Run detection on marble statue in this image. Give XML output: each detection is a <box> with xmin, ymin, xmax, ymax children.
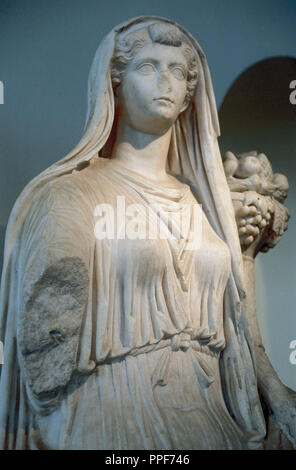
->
<box><xmin>0</xmin><ymin>16</ymin><xmax>294</xmax><ymax>450</ymax></box>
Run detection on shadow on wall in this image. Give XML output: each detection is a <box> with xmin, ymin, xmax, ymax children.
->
<box><xmin>218</xmin><ymin>57</ymin><xmax>296</xmax><ymax>390</ymax></box>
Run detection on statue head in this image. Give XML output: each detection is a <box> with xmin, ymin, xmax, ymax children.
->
<box><xmin>110</xmin><ymin>22</ymin><xmax>199</xmax><ymax>135</ymax></box>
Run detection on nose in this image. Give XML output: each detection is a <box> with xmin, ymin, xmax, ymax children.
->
<box><xmin>157</xmin><ymin>69</ymin><xmax>172</xmax><ymax>93</ymax></box>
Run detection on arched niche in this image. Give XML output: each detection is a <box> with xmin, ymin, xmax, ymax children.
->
<box><xmin>218</xmin><ymin>57</ymin><xmax>296</xmax><ymax>390</ymax></box>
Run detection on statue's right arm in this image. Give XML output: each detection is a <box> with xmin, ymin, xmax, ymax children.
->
<box><xmin>16</xmin><ymin>178</ymin><xmax>93</xmax><ymax>410</ymax></box>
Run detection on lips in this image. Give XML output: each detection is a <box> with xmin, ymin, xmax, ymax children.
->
<box><xmin>154</xmin><ymin>96</ymin><xmax>174</xmax><ymax>104</ymax></box>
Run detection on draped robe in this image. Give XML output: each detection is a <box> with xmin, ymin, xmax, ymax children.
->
<box><xmin>13</xmin><ymin>158</ymin><xmax>251</xmax><ymax>449</ymax></box>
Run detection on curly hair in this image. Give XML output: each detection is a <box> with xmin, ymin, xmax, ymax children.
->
<box><xmin>111</xmin><ymin>22</ymin><xmax>199</xmax><ymax>109</ymax></box>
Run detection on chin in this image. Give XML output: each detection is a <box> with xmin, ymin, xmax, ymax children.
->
<box><xmin>145</xmin><ymin>112</ymin><xmax>176</xmax><ymax>134</ymax></box>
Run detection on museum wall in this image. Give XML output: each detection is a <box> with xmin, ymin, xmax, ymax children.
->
<box><xmin>218</xmin><ymin>57</ymin><xmax>296</xmax><ymax>390</ymax></box>
<box><xmin>0</xmin><ymin>0</ymin><xmax>295</xmax><ymax>388</ymax></box>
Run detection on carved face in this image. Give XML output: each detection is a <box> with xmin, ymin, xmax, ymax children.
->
<box><xmin>115</xmin><ymin>42</ymin><xmax>188</xmax><ymax>135</ymax></box>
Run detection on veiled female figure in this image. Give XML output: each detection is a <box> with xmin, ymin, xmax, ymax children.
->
<box><xmin>0</xmin><ymin>16</ymin><xmax>266</xmax><ymax>450</ymax></box>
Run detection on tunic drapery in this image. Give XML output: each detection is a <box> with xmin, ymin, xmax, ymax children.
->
<box><xmin>21</xmin><ymin>158</ymin><xmax>246</xmax><ymax>449</ymax></box>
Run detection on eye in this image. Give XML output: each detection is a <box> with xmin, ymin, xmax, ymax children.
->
<box><xmin>171</xmin><ymin>66</ymin><xmax>186</xmax><ymax>80</ymax></box>
<box><xmin>137</xmin><ymin>63</ymin><xmax>156</xmax><ymax>74</ymax></box>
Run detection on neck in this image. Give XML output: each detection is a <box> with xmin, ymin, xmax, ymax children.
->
<box><xmin>111</xmin><ymin>121</ymin><xmax>172</xmax><ymax>181</ymax></box>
